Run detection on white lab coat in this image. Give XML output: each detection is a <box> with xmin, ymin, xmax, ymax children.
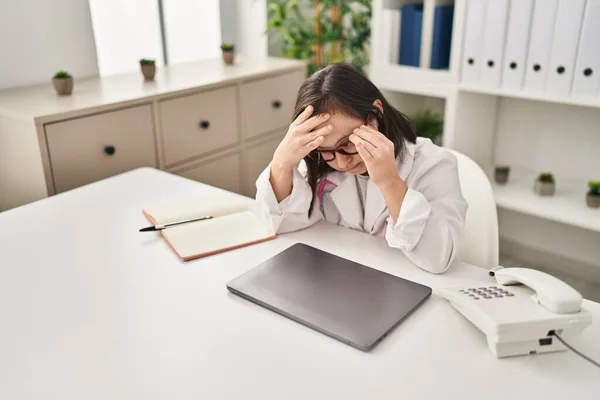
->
<box><xmin>253</xmin><ymin>138</ymin><xmax>468</xmax><ymax>274</ymax></box>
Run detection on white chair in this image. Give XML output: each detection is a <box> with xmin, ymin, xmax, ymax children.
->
<box><xmin>447</xmin><ymin>149</ymin><xmax>499</xmax><ymax>269</ymax></box>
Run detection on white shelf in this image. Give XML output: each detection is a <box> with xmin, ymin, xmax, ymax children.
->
<box><xmin>460</xmin><ymin>84</ymin><xmax>600</xmax><ymax>109</ymax></box>
<box><xmin>369</xmin><ymin>64</ymin><xmax>457</xmax><ymax>98</ymax></box>
<box><xmin>489</xmin><ymin>168</ymin><xmax>600</xmax><ymax>233</ymax></box>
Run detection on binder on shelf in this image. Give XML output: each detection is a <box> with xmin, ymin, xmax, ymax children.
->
<box><xmin>382</xmin><ymin>8</ymin><xmax>401</xmax><ymax>65</ymax></box>
<box><xmin>460</xmin><ymin>0</ymin><xmax>487</xmax><ymax>84</ymax></box>
<box><xmin>501</xmin><ymin>0</ymin><xmax>534</xmax><ymax>90</ymax></box>
<box><xmin>430</xmin><ymin>5</ymin><xmax>454</xmax><ymax>70</ymax></box>
<box><xmin>480</xmin><ymin>0</ymin><xmax>509</xmax><ymax>88</ymax></box>
<box><xmin>398</xmin><ymin>4</ymin><xmax>423</xmax><ymax>67</ymax></box>
<box><xmin>546</xmin><ymin>0</ymin><xmax>586</xmax><ymax>97</ymax></box>
<box><xmin>523</xmin><ymin>0</ymin><xmax>559</xmax><ymax>92</ymax></box>
<box><xmin>571</xmin><ymin>0</ymin><xmax>600</xmax><ymax>98</ymax></box>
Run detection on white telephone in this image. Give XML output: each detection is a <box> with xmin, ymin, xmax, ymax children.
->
<box><xmin>439</xmin><ymin>267</ymin><xmax>593</xmax><ymax>358</ymax></box>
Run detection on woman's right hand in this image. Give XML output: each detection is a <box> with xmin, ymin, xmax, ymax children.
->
<box><xmin>271</xmin><ymin>105</ymin><xmax>332</xmax><ymax>170</ymax></box>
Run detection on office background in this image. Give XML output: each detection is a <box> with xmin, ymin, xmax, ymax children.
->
<box><xmin>0</xmin><ymin>0</ymin><xmax>598</xmax><ymax>299</ymax></box>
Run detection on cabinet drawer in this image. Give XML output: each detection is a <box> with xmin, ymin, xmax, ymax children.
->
<box><xmin>159</xmin><ymin>85</ymin><xmax>239</xmax><ymax>166</ymax></box>
<box><xmin>174</xmin><ymin>153</ymin><xmax>241</xmax><ymax>194</ymax></box>
<box><xmin>244</xmin><ymin>133</ymin><xmax>284</xmax><ymax>197</ymax></box>
<box><xmin>45</xmin><ymin>105</ymin><xmax>156</xmax><ymax>193</ymax></box>
<box><xmin>240</xmin><ymin>70</ymin><xmax>305</xmax><ymax>139</ymax></box>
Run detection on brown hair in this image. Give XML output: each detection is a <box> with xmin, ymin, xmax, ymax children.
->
<box><xmin>291</xmin><ymin>62</ymin><xmax>417</xmax><ymax>215</ymax></box>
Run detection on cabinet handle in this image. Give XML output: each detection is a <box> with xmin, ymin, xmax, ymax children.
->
<box><xmin>533</xmin><ymin>64</ymin><xmax>541</xmax><ymax>72</ymax></box>
<box><xmin>272</xmin><ymin>100</ymin><xmax>282</xmax><ymax>109</ymax></box>
<box><xmin>199</xmin><ymin>120</ymin><xmax>210</xmax><ymax>129</ymax></box>
<box><xmin>583</xmin><ymin>68</ymin><xmax>593</xmax><ymax>77</ymax></box>
<box><xmin>509</xmin><ymin>62</ymin><xmax>517</xmax><ymax>70</ymax></box>
<box><xmin>557</xmin><ymin>66</ymin><xmax>565</xmax><ymax>75</ymax></box>
<box><xmin>104</xmin><ymin>145</ymin><xmax>116</xmax><ymax>156</ymax></box>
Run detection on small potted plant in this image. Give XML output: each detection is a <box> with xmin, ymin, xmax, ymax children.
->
<box><xmin>52</xmin><ymin>70</ymin><xmax>73</xmax><ymax>95</ymax></box>
<box><xmin>410</xmin><ymin>109</ymin><xmax>444</xmax><ymax>145</ymax></box>
<box><xmin>494</xmin><ymin>165</ymin><xmax>510</xmax><ymax>184</ymax></box>
<box><xmin>220</xmin><ymin>43</ymin><xmax>235</xmax><ymax>65</ymax></box>
<box><xmin>586</xmin><ymin>181</ymin><xmax>600</xmax><ymax>208</ymax></box>
<box><xmin>534</xmin><ymin>172</ymin><xmax>555</xmax><ymax>196</ymax></box>
<box><xmin>139</xmin><ymin>59</ymin><xmax>156</xmax><ymax>80</ymax></box>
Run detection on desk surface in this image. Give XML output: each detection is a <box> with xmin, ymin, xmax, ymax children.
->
<box><xmin>1</xmin><ymin>168</ymin><xmax>598</xmax><ymax>400</ymax></box>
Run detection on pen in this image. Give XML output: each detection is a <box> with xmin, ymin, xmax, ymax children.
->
<box><xmin>139</xmin><ymin>215</ymin><xmax>213</xmax><ymax>232</ymax></box>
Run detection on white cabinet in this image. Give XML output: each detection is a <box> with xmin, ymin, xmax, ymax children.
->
<box><xmin>173</xmin><ymin>151</ymin><xmax>242</xmax><ymax>194</ymax></box>
<box><xmin>240</xmin><ymin>71</ymin><xmax>305</xmax><ymax>139</ymax></box>
<box><xmin>159</xmin><ymin>85</ymin><xmax>239</xmax><ymax>166</ymax></box>
<box><xmin>0</xmin><ymin>57</ymin><xmax>306</xmax><ymax>210</ymax></box>
<box><xmin>244</xmin><ymin>133</ymin><xmax>285</xmax><ymax>197</ymax></box>
<box><xmin>45</xmin><ymin>105</ymin><xmax>156</xmax><ymax>193</ymax></box>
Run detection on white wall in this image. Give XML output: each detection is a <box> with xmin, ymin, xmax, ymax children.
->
<box><xmin>0</xmin><ymin>0</ymin><xmax>99</xmax><ymax>90</ymax></box>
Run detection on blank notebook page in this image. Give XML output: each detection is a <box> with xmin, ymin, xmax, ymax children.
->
<box><xmin>162</xmin><ymin>211</ymin><xmax>275</xmax><ymax>259</ymax></box>
<box><xmin>143</xmin><ymin>194</ymin><xmax>250</xmax><ymax>225</ymax></box>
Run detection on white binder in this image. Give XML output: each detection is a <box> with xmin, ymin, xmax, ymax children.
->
<box><xmin>501</xmin><ymin>0</ymin><xmax>534</xmax><ymax>90</ymax></box>
<box><xmin>381</xmin><ymin>9</ymin><xmax>401</xmax><ymax>65</ymax></box>
<box><xmin>479</xmin><ymin>0</ymin><xmax>509</xmax><ymax>88</ymax></box>
<box><xmin>523</xmin><ymin>0</ymin><xmax>559</xmax><ymax>92</ymax></box>
<box><xmin>572</xmin><ymin>0</ymin><xmax>600</xmax><ymax>98</ymax></box>
<box><xmin>461</xmin><ymin>0</ymin><xmax>487</xmax><ymax>84</ymax></box>
<box><xmin>546</xmin><ymin>0</ymin><xmax>586</xmax><ymax>97</ymax></box>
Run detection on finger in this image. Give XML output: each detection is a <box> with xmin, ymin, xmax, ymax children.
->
<box><xmin>303</xmin><ymin>123</ymin><xmax>333</xmax><ymax>142</ymax></box>
<box><xmin>354</xmin><ymin>126</ymin><xmax>391</xmax><ymax>151</ymax></box>
<box><xmin>351</xmin><ymin>128</ymin><xmax>381</xmax><ymax>149</ymax></box>
<box><xmin>299</xmin><ymin>112</ymin><xmax>331</xmax><ymax>132</ymax></box>
<box><xmin>355</xmin><ymin>140</ymin><xmax>374</xmax><ymax>162</ymax></box>
<box><xmin>350</xmin><ymin>135</ymin><xmax>375</xmax><ymax>160</ymax></box>
<box><xmin>304</xmin><ymin>135</ymin><xmax>324</xmax><ymax>151</ymax></box>
<box><xmin>361</xmin><ymin>125</ymin><xmax>389</xmax><ymax>143</ymax></box>
<box><xmin>292</xmin><ymin>105</ymin><xmax>314</xmax><ymax>126</ymax></box>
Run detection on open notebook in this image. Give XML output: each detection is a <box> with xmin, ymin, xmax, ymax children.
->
<box><xmin>142</xmin><ymin>193</ymin><xmax>276</xmax><ymax>261</ymax></box>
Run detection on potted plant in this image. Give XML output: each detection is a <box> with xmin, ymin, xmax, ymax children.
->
<box><xmin>494</xmin><ymin>165</ymin><xmax>510</xmax><ymax>184</ymax></box>
<box><xmin>410</xmin><ymin>109</ymin><xmax>444</xmax><ymax>146</ymax></box>
<box><xmin>586</xmin><ymin>181</ymin><xmax>600</xmax><ymax>208</ymax></box>
<box><xmin>139</xmin><ymin>59</ymin><xmax>156</xmax><ymax>80</ymax></box>
<box><xmin>52</xmin><ymin>71</ymin><xmax>73</xmax><ymax>95</ymax></box>
<box><xmin>220</xmin><ymin>43</ymin><xmax>235</xmax><ymax>65</ymax></box>
<box><xmin>534</xmin><ymin>173</ymin><xmax>555</xmax><ymax>196</ymax></box>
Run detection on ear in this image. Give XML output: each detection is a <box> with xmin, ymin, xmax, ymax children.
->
<box><xmin>372</xmin><ymin>99</ymin><xmax>384</xmax><ymax>115</ymax></box>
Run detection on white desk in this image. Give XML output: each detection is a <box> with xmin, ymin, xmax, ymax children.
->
<box><xmin>1</xmin><ymin>167</ymin><xmax>598</xmax><ymax>400</ymax></box>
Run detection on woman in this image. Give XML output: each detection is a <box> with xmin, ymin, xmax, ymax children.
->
<box><xmin>253</xmin><ymin>63</ymin><xmax>468</xmax><ymax>274</ymax></box>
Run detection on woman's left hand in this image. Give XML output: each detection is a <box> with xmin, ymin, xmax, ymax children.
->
<box><xmin>349</xmin><ymin>125</ymin><xmax>401</xmax><ymax>189</ymax></box>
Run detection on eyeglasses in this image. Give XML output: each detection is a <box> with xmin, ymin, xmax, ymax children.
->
<box><xmin>307</xmin><ymin>112</ymin><xmax>381</xmax><ymax>163</ymax></box>
<box><xmin>308</xmin><ymin>137</ymin><xmax>358</xmax><ymax>162</ymax></box>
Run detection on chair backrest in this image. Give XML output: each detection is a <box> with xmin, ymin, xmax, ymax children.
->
<box><xmin>447</xmin><ymin>149</ymin><xmax>499</xmax><ymax>269</ymax></box>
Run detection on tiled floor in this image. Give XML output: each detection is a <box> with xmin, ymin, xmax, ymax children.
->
<box><xmin>499</xmin><ymin>255</ymin><xmax>600</xmax><ymax>303</ymax></box>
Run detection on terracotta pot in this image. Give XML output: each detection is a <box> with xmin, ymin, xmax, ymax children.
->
<box><xmin>494</xmin><ymin>167</ymin><xmax>510</xmax><ymax>184</ymax></box>
<box><xmin>52</xmin><ymin>77</ymin><xmax>73</xmax><ymax>95</ymax></box>
<box><xmin>141</xmin><ymin>64</ymin><xmax>156</xmax><ymax>80</ymax></box>
<box><xmin>222</xmin><ymin>51</ymin><xmax>234</xmax><ymax>65</ymax></box>
<box><xmin>535</xmin><ymin>181</ymin><xmax>555</xmax><ymax>196</ymax></box>
<box><xmin>586</xmin><ymin>194</ymin><xmax>600</xmax><ymax>208</ymax></box>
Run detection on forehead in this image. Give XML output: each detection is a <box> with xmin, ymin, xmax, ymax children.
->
<box><xmin>317</xmin><ymin>112</ymin><xmax>362</xmax><ymax>148</ymax></box>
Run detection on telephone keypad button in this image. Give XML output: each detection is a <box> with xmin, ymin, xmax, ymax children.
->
<box><xmin>506</xmin><ymin>293</ymin><xmax>514</xmax><ymax>297</ymax></box>
<box><xmin>473</xmin><ymin>297</ymin><xmax>480</xmax><ymax>300</ymax></box>
<box><xmin>483</xmin><ymin>296</ymin><xmax>493</xmax><ymax>299</ymax></box>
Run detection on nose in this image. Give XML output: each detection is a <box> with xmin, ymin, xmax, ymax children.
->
<box><xmin>338</xmin><ymin>153</ymin><xmax>355</xmax><ymax>170</ymax></box>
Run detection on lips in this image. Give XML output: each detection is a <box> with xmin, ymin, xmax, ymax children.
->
<box><xmin>346</xmin><ymin>163</ymin><xmax>362</xmax><ymax>172</ymax></box>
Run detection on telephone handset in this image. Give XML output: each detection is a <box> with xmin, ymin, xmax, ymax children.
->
<box><xmin>439</xmin><ymin>267</ymin><xmax>592</xmax><ymax>358</ymax></box>
<box><xmin>491</xmin><ymin>267</ymin><xmax>583</xmax><ymax>314</ymax></box>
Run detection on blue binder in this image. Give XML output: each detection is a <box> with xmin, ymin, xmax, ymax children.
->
<box><xmin>430</xmin><ymin>5</ymin><xmax>454</xmax><ymax>69</ymax></box>
<box><xmin>398</xmin><ymin>4</ymin><xmax>424</xmax><ymax>67</ymax></box>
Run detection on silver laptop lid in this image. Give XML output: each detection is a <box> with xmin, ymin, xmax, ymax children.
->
<box><xmin>226</xmin><ymin>243</ymin><xmax>432</xmax><ymax>351</ymax></box>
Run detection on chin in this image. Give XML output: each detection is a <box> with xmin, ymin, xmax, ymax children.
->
<box><xmin>346</xmin><ymin>163</ymin><xmax>367</xmax><ymax>175</ymax></box>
